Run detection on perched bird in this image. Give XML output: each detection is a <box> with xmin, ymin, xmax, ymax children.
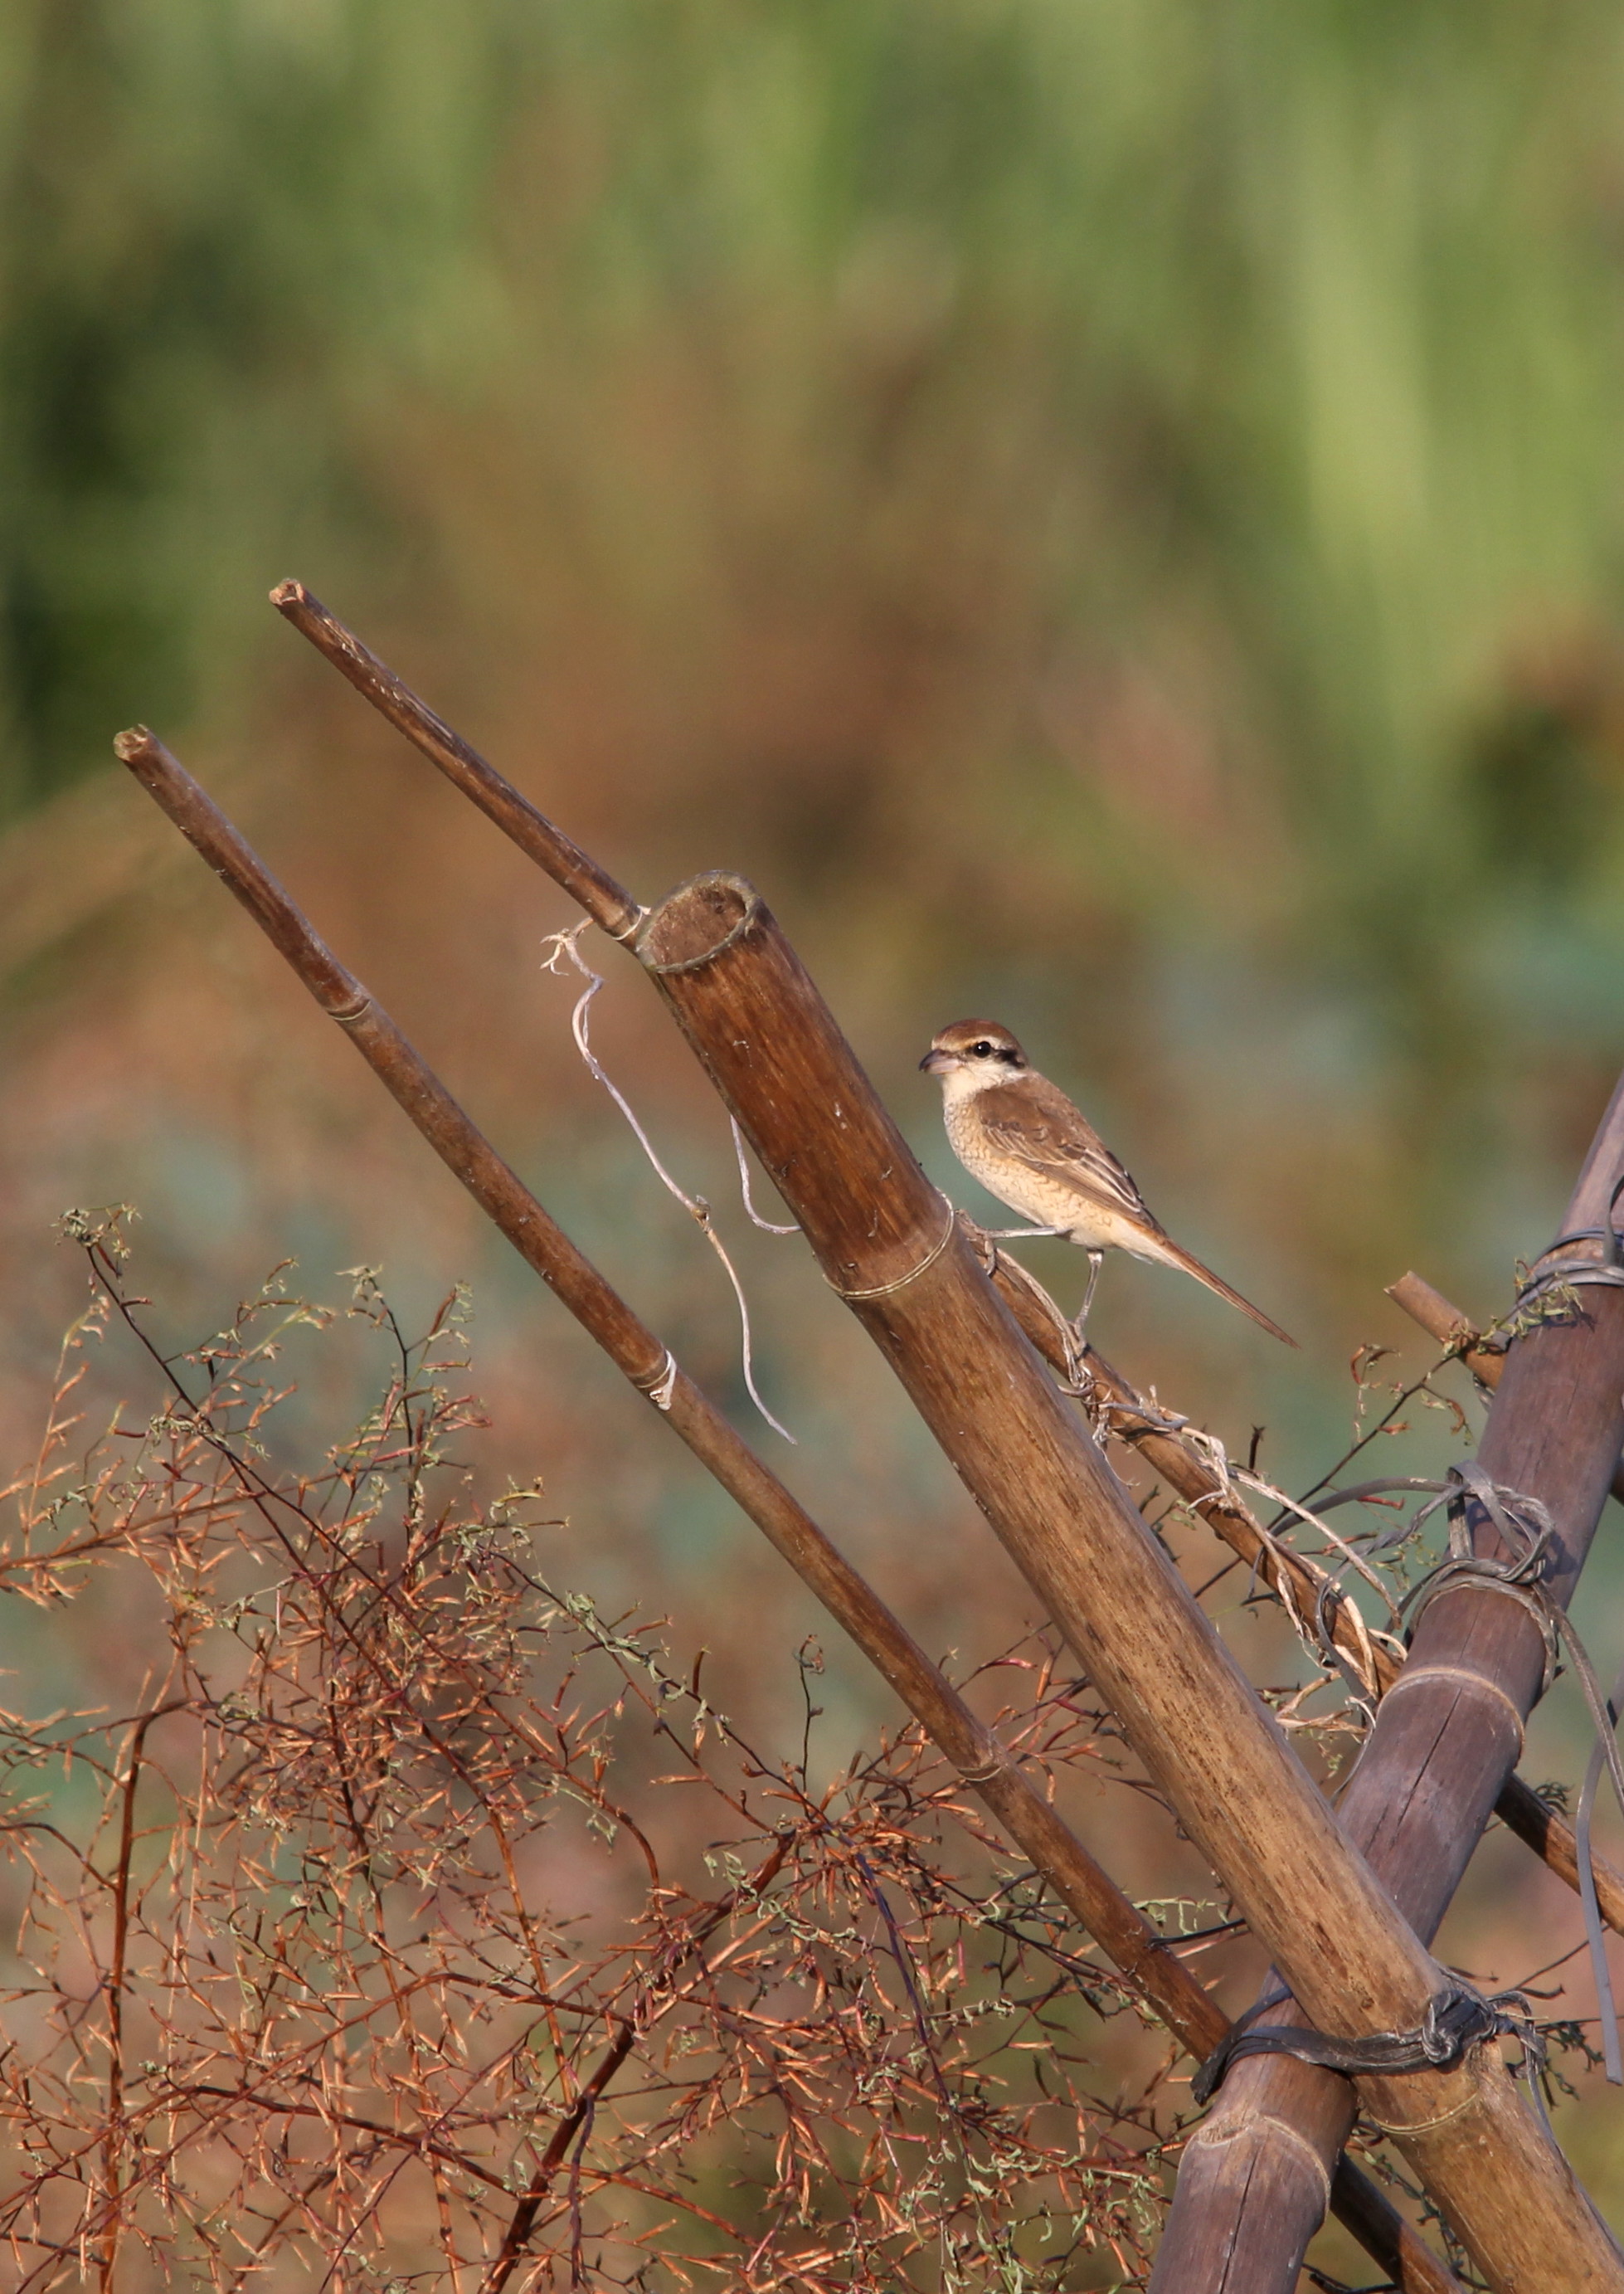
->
<box><xmin>921</xmin><ymin>1018</ymin><xmax>1295</xmax><ymax>1344</ymax></box>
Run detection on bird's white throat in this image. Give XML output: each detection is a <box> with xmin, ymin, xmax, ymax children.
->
<box><xmin>932</xmin><ymin>1060</ymin><xmax>1012</xmax><ymax>1108</ymax></box>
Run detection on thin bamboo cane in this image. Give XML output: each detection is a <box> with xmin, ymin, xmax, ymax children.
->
<box><xmin>1153</xmin><ymin>1095</ymin><xmax>1624</xmax><ymax>2288</ymax></box>
<box><xmin>1388</xmin><ymin>1270</ymin><xmax>1516</xmax><ymax>1384</ymax></box>
<box><xmin>1388</xmin><ymin>1260</ymin><xmax>1624</xmax><ymax>1437</ymax></box>
<box><xmin>980</xmin><ymin>1237</ymin><xmax>1624</xmax><ymax>1936</ymax></box>
<box><xmin>112</xmin><ymin>726</ymin><xmax>1457</xmax><ymax>2294</ymax></box>
<box><xmin>268</xmin><ymin>582</ymin><xmax>644</xmax><ymax>940</ymax></box>
<box><xmin>267</xmin><ymin>580</ymin><xmax>1620</xmax><ymax>1936</ymax></box>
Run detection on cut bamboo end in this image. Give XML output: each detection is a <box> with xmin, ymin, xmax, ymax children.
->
<box><xmin>1387</xmin><ymin>1269</ymin><xmax>1504</xmax><ymax>1381</ymax></box>
<box><xmin>636</xmin><ymin>871</ymin><xmax>759</xmax><ymax>972</ymax></box>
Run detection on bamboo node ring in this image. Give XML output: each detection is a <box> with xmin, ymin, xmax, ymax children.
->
<box><xmin>1364</xmin><ymin>2082</ymin><xmax>1484</xmax><ymax>2138</ymax></box>
<box><xmin>1378</xmin><ymin>1664</ymin><xmax>1527</xmax><ymax>1749</ymax></box>
<box><xmin>632</xmin><ymin>1351</ymin><xmax>679</xmax><ymax>1411</ymax></box>
<box><xmin>1186</xmin><ymin>2109</ymin><xmax>1331</xmax><ymax>2202</ymax></box>
<box><xmin>830</xmin><ymin>1201</ymin><xmax>956</xmax><ymax>1302</ymax></box>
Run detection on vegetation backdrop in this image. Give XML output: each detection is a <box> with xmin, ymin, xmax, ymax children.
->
<box><xmin>6</xmin><ymin>3</ymin><xmax>1624</xmax><ymax>2280</ymax></box>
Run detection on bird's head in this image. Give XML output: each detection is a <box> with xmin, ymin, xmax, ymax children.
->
<box><xmin>920</xmin><ymin>1020</ymin><xmax>1029</xmax><ymax>1089</ymax></box>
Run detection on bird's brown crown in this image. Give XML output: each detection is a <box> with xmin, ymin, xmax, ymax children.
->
<box><xmin>920</xmin><ymin>1020</ymin><xmax>1028</xmax><ymax>1075</ymax></box>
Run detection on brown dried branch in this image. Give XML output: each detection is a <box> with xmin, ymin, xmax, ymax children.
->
<box><xmin>98</xmin><ymin>1697</ymin><xmax>189</xmax><ymax>2292</ymax></box>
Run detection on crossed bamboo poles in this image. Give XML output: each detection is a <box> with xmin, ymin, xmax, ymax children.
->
<box><xmin>111</xmin><ymin>726</ymin><xmax>1448</xmax><ymax>2291</ymax></box>
<box><xmin>106</xmin><ymin>582</ymin><xmax>1624</xmax><ymax>2288</ymax></box>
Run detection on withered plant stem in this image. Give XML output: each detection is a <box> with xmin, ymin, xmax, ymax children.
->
<box><xmin>114</xmin><ymin>724</ymin><xmax>1458</xmax><ymax>2294</ymax></box>
<box><xmin>100</xmin><ymin>1697</ymin><xmax>189</xmax><ymax>2293</ymax></box>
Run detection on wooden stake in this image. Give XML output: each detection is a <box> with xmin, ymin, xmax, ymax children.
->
<box><xmin>113</xmin><ymin>726</ymin><xmax>1458</xmax><ymax>2293</ymax></box>
<box><xmin>1154</xmin><ymin>1088</ymin><xmax>1624</xmax><ymax>2288</ymax></box>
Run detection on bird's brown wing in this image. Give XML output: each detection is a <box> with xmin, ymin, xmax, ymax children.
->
<box><xmin>974</xmin><ymin>1078</ymin><xmax>1159</xmax><ymax>1227</ymax></box>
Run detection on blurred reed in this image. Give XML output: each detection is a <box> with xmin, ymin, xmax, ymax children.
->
<box><xmin>5</xmin><ymin>3</ymin><xmax>1624</xmax><ymax>1288</ymax></box>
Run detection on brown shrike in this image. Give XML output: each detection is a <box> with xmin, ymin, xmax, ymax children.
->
<box><xmin>921</xmin><ymin>1019</ymin><xmax>1295</xmax><ymax>1345</ymax></box>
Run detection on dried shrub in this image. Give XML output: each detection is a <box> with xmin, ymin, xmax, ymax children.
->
<box><xmin>0</xmin><ymin>1220</ymin><xmax>1179</xmax><ymax>2291</ymax></box>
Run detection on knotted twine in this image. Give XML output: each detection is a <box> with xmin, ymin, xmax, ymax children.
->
<box><xmin>1192</xmin><ymin>1979</ymin><xmax>1546</xmax><ymax>2116</ymax></box>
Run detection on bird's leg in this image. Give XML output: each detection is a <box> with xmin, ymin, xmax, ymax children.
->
<box><xmin>980</xmin><ymin>1225</ymin><xmax>1067</xmax><ymax>1240</ymax></box>
<box><xmin>1072</xmin><ymin>1251</ymin><xmax>1104</xmax><ymax>1341</ymax></box>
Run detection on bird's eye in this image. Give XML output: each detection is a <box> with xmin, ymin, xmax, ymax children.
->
<box><xmin>970</xmin><ymin>1040</ymin><xmax>994</xmax><ymax>1056</ymax></box>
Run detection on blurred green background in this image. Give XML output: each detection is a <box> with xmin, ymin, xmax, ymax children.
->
<box><xmin>7</xmin><ymin>0</ymin><xmax>1624</xmax><ymax>2273</ymax></box>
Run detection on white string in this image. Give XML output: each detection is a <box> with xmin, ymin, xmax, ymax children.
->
<box><xmin>1227</xmin><ymin>1465</ymin><xmax>1403</xmax><ymax>1629</ymax></box>
<box><xmin>730</xmin><ymin>1118</ymin><xmax>799</xmax><ymax>1235</ymax></box>
<box><xmin>639</xmin><ymin>1351</ymin><xmax>679</xmax><ymax>1412</ymax></box>
<box><xmin>541</xmin><ymin>923</ymin><xmax>796</xmax><ymax>1444</ymax></box>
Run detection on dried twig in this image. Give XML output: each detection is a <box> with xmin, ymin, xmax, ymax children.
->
<box><xmin>2</xmin><ymin>1264</ymin><xmax>1187</xmax><ymax>2287</ymax></box>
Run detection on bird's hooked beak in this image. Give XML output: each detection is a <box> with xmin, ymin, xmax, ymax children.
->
<box><xmin>920</xmin><ymin>1046</ymin><xmax>958</xmax><ymax>1075</ymax></box>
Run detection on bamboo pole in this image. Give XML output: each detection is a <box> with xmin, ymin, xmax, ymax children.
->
<box><xmin>260</xmin><ymin>590</ymin><xmax>1623</xmax><ymax>2282</ymax></box>
<box><xmin>1388</xmin><ymin>1269</ymin><xmax>1624</xmax><ymax>1896</ymax></box>
<box><xmin>981</xmin><ymin>1239</ymin><xmax>1624</xmax><ymax>1936</ymax></box>
<box><xmin>267</xmin><ymin>580</ymin><xmax>1620</xmax><ymax>1935</ymax></box>
<box><xmin>268</xmin><ymin>582</ymin><xmax>645</xmax><ymax>939</ymax></box>
<box><xmin>112</xmin><ymin>726</ymin><xmax>1458</xmax><ymax>2293</ymax></box>
<box><xmin>1152</xmin><ymin>1096</ymin><xmax>1624</xmax><ymax>2287</ymax></box>
<box><xmin>624</xmin><ymin>869</ymin><xmax>1619</xmax><ymax>2288</ymax></box>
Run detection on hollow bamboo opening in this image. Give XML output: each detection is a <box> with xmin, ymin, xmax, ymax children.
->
<box><xmin>637</xmin><ymin>872</ymin><xmax>759</xmax><ymax>972</ymax></box>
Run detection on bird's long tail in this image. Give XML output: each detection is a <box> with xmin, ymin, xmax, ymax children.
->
<box><xmin>1150</xmin><ymin>1235</ymin><xmax>1297</xmax><ymax>1347</ymax></box>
